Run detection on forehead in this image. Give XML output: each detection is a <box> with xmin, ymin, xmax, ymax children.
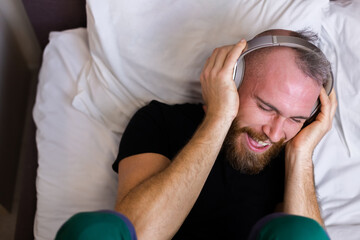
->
<box><xmin>242</xmin><ymin>47</ymin><xmax>321</xmax><ymax>116</ymax></box>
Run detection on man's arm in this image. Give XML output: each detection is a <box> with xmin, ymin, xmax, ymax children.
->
<box><xmin>283</xmin><ymin>88</ymin><xmax>337</xmax><ymax>226</ymax></box>
<box><xmin>115</xmin><ymin>40</ymin><xmax>247</xmax><ymax>240</ymax></box>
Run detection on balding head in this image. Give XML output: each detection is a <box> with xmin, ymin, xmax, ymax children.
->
<box><xmin>243</xmin><ymin>29</ymin><xmax>331</xmax><ymax>87</ymax></box>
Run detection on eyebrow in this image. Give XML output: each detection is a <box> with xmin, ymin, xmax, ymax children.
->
<box><xmin>255</xmin><ymin>96</ymin><xmax>309</xmax><ymax>120</ymax></box>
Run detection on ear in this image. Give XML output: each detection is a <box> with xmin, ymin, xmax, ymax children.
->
<box><xmin>203</xmin><ymin>105</ymin><xmax>207</xmax><ymax>113</ymax></box>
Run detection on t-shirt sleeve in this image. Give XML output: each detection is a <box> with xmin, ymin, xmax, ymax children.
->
<box><xmin>112</xmin><ymin>101</ymin><xmax>171</xmax><ymax>172</ymax></box>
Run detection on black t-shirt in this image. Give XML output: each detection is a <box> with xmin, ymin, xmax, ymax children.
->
<box><xmin>113</xmin><ymin>100</ymin><xmax>285</xmax><ymax>240</ymax></box>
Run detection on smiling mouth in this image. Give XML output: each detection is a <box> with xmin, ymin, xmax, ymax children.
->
<box><xmin>245</xmin><ymin>133</ymin><xmax>271</xmax><ymax>153</ymax></box>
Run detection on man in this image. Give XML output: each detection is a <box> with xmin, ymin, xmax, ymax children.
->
<box><xmin>56</xmin><ymin>29</ymin><xmax>337</xmax><ymax>240</ymax></box>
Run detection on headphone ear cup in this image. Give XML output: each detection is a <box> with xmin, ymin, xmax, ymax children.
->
<box><xmin>233</xmin><ymin>57</ymin><xmax>246</xmax><ymax>88</ymax></box>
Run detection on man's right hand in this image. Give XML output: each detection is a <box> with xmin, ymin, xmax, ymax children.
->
<box><xmin>200</xmin><ymin>39</ymin><xmax>247</xmax><ymax>122</ymax></box>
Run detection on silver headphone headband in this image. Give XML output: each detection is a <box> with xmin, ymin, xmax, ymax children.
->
<box><xmin>243</xmin><ymin>35</ymin><xmax>319</xmax><ymax>55</ymax></box>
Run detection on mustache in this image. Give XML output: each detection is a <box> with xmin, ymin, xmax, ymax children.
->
<box><xmin>236</xmin><ymin>126</ymin><xmax>284</xmax><ymax>146</ymax></box>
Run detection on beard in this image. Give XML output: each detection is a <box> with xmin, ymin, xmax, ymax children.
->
<box><xmin>222</xmin><ymin>122</ymin><xmax>285</xmax><ymax>175</ymax></box>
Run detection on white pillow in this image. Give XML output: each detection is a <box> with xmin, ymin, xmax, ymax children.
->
<box><xmin>73</xmin><ymin>0</ymin><xmax>328</xmax><ymax>132</ymax></box>
<box><xmin>33</xmin><ymin>28</ymin><xmax>119</xmax><ymax>240</ymax></box>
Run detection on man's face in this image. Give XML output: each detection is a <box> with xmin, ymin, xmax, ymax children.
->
<box><xmin>224</xmin><ymin>47</ymin><xmax>321</xmax><ymax>174</ymax></box>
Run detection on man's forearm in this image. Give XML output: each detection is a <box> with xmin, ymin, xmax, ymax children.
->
<box><xmin>117</xmin><ymin>115</ymin><xmax>233</xmax><ymax>240</ymax></box>
<box><xmin>282</xmin><ymin>89</ymin><xmax>337</xmax><ymax>228</ymax></box>
<box><xmin>283</xmin><ymin>153</ymin><xmax>324</xmax><ymax>226</ymax></box>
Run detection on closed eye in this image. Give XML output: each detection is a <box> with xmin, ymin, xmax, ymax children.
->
<box><xmin>290</xmin><ymin>118</ymin><xmax>302</xmax><ymax>123</ymax></box>
<box><xmin>256</xmin><ymin>96</ymin><xmax>308</xmax><ymax>123</ymax></box>
<box><xmin>290</xmin><ymin>117</ymin><xmax>307</xmax><ymax>124</ymax></box>
<box><xmin>258</xmin><ymin>104</ymin><xmax>273</xmax><ymax>112</ymax></box>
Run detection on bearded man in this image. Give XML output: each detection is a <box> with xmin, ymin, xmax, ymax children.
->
<box><xmin>56</xmin><ymin>29</ymin><xmax>337</xmax><ymax>240</ymax></box>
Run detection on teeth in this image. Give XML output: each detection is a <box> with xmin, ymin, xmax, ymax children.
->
<box><xmin>257</xmin><ymin>140</ymin><xmax>270</xmax><ymax>146</ymax></box>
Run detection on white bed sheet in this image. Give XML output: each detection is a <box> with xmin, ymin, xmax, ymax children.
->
<box><xmin>33</xmin><ymin>1</ymin><xmax>360</xmax><ymax>240</ymax></box>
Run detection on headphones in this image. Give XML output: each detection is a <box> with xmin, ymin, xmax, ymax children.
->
<box><xmin>232</xmin><ymin>35</ymin><xmax>334</xmax><ymax>118</ymax></box>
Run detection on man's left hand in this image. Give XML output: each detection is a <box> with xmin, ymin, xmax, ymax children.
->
<box><xmin>285</xmin><ymin>87</ymin><xmax>337</xmax><ymax>163</ymax></box>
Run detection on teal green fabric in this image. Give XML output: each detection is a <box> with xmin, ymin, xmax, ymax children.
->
<box><xmin>256</xmin><ymin>215</ymin><xmax>330</xmax><ymax>240</ymax></box>
<box><xmin>55</xmin><ymin>211</ymin><xmax>133</xmax><ymax>240</ymax></box>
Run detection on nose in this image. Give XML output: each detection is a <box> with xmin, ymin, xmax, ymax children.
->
<box><xmin>263</xmin><ymin>115</ymin><xmax>286</xmax><ymax>143</ymax></box>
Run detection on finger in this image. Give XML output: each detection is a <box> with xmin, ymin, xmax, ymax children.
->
<box><xmin>223</xmin><ymin>39</ymin><xmax>247</xmax><ymax>72</ymax></box>
<box><xmin>203</xmin><ymin>57</ymin><xmax>210</xmax><ymax>70</ymax></box>
<box><xmin>328</xmin><ymin>88</ymin><xmax>338</xmax><ymax>119</ymax></box>
<box><xmin>212</xmin><ymin>45</ymin><xmax>233</xmax><ymax>73</ymax></box>
<box><xmin>319</xmin><ymin>88</ymin><xmax>330</xmax><ymax>113</ymax></box>
<box><xmin>318</xmin><ymin>87</ymin><xmax>337</xmax><ymax>131</ymax></box>
<box><xmin>204</xmin><ymin>47</ymin><xmax>220</xmax><ymax>74</ymax></box>
<box><xmin>314</xmin><ymin>88</ymin><xmax>330</xmax><ymax>122</ymax></box>
<box><xmin>319</xmin><ymin>87</ymin><xmax>336</xmax><ymax>117</ymax></box>
<box><xmin>200</xmin><ymin>51</ymin><xmax>216</xmax><ymax>83</ymax></box>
